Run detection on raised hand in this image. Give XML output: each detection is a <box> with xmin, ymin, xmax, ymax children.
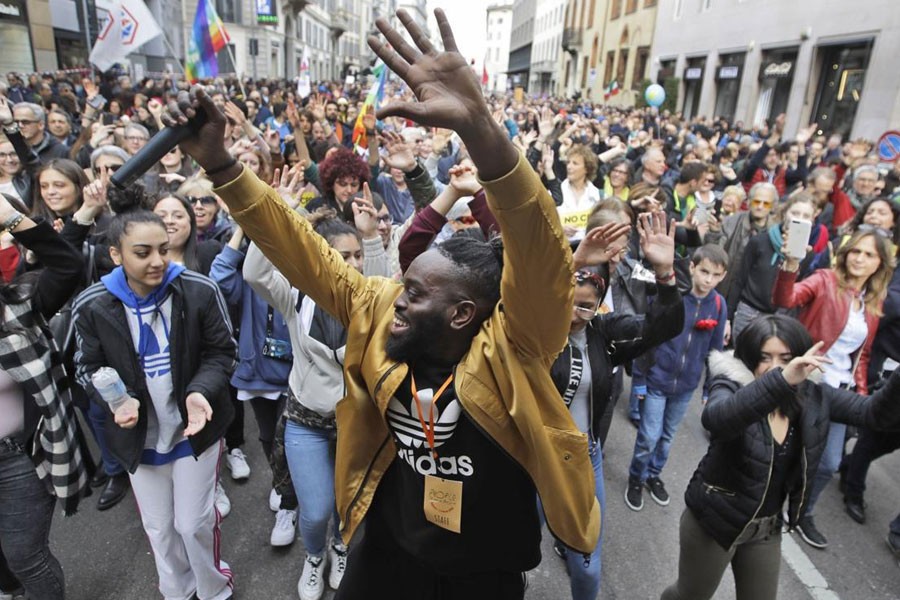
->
<box><xmin>184</xmin><ymin>392</ymin><xmax>213</xmax><ymax>436</ymax></box>
<box><xmin>782</xmin><ymin>341</ymin><xmax>831</xmax><ymax>386</ymax></box>
<box><xmin>572</xmin><ymin>222</ymin><xmax>632</xmax><ymax>269</ymax></box>
<box><xmin>80</xmin><ymin>165</ymin><xmax>110</xmax><ymax>221</ymax></box>
<box><xmin>367</xmin><ymin>8</ymin><xmax>516</xmax><ymax>180</ymax></box>
<box><xmin>0</xmin><ymin>97</ymin><xmax>12</xmax><ymax>125</ymax></box>
<box><xmin>637</xmin><ymin>210</ymin><xmax>676</xmax><ymax>274</ymax></box>
<box><xmin>380</xmin><ymin>130</ymin><xmax>417</xmax><ymax>172</ymax></box>
<box><xmin>272</xmin><ymin>165</ymin><xmax>304</xmax><ymax>209</ymax></box>
<box><xmin>351</xmin><ymin>183</ymin><xmax>379</xmax><ymax>239</ymax></box>
<box><xmin>448</xmin><ymin>164</ymin><xmax>481</xmax><ymax>196</ymax></box>
<box><xmin>795</xmin><ymin>122</ymin><xmax>818</xmax><ymax>146</ymax></box>
<box><xmin>361</xmin><ymin>106</ymin><xmax>376</xmax><ymax>132</ymax></box>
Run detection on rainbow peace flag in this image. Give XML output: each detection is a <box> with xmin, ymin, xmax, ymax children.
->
<box><xmin>352</xmin><ymin>62</ymin><xmax>388</xmax><ymax>149</ymax></box>
<box><xmin>185</xmin><ymin>0</ymin><xmax>230</xmax><ymax>83</ymax></box>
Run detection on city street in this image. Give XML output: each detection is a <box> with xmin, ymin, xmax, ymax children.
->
<box><xmin>51</xmin><ymin>382</ymin><xmax>900</xmax><ymax>600</ymax></box>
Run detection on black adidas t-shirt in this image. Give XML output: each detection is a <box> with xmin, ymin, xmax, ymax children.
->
<box><xmin>368</xmin><ymin>362</ymin><xmax>542</xmax><ymax>576</ymax></box>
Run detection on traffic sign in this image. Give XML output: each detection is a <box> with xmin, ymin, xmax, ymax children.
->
<box><xmin>877</xmin><ymin>130</ymin><xmax>900</xmax><ymax>162</ymax></box>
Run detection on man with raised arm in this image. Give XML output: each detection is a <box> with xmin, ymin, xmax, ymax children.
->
<box><xmin>164</xmin><ymin>9</ymin><xmax>599</xmax><ymax>599</ymax></box>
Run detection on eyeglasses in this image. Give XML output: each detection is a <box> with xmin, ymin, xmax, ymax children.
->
<box><xmin>187</xmin><ymin>195</ymin><xmax>217</xmax><ymax>206</ymax></box>
<box><xmin>454</xmin><ymin>215</ymin><xmax>477</xmax><ymax>225</ymax></box>
<box><xmin>573</xmin><ymin>304</ymin><xmax>600</xmax><ymax>319</ymax></box>
<box><xmin>125</xmin><ymin>136</ymin><xmax>148</xmax><ymax>143</ymax></box>
<box><xmin>750</xmin><ymin>198</ymin><xmax>774</xmax><ymax>208</ymax></box>
<box><xmin>375</xmin><ymin>214</ymin><xmax>392</xmax><ymax>224</ymax></box>
<box><xmin>0</xmin><ymin>152</ymin><xmax>18</xmax><ymax>160</ymax></box>
<box><xmin>14</xmin><ymin>119</ymin><xmax>39</xmax><ymax>126</ymax></box>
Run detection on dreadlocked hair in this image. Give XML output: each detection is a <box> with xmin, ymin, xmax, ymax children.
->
<box><xmin>436</xmin><ymin>234</ymin><xmax>504</xmax><ymax>307</ymax></box>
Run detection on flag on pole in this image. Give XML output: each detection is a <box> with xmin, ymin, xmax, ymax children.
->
<box><xmin>482</xmin><ymin>65</ymin><xmax>489</xmax><ymax>87</ymax></box>
<box><xmin>89</xmin><ymin>0</ymin><xmax>162</xmax><ymax>72</ymax></box>
<box><xmin>603</xmin><ymin>80</ymin><xmax>620</xmax><ymax>100</ymax></box>
<box><xmin>297</xmin><ymin>46</ymin><xmax>312</xmax><ymax>98</ymax></box>
<box><xmin>352</xmin><ymin>62</ymin><xmax>387</xmax><ymax>150</ymax></box>
<box><xmin>185</xmin><ymin>0</ymin><xmax>230</xmax><ymax>83</ymax></box>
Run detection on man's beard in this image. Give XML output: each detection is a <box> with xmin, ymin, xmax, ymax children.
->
<box><xmin>385</xmin><ymin>311</ymin><xmax>446</xmax><ymax>364</ymax></box>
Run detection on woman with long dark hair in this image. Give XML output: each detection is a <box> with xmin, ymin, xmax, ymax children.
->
<box><xmin>660</xmin><ymin>315</ymin><xmax>900</xmax><ymax>600</ymax></box>
<box><xmin>31</xmin><ymin>159</ymin><xmax>89</xmax><ymax>226</ymax></box>
<box><xmin>151</xmin><ymin>194</ymin><xmax>223</xmax><ymax>276</ymax></box>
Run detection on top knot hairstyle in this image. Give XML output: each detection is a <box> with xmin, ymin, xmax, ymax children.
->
<box><xmin>435</xmin><ymin>235</ymin><xmax>504</xmax><ymax>308</ymax></box>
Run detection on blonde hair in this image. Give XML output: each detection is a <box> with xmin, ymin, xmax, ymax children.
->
<box><xmin>833</xmin><ymin>230</ymin><xmax>895</xmax><ymax>317</ymax></box>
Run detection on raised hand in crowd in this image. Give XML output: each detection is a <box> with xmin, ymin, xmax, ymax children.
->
<box><xmin>77</xmin><ymin>164</ymin><xmax>110</xmax><ymax>224</ymax></box>
<box><xmin>379</xmin><ymin>130</ymin><xmax>417</xmax><ymax>172</ymax></box>
<box><xmin>447</xmin><ymin>163</ymin><xmax>481</xmax><ymax>197</ymax></box>
<box><xmin>351</xmin><ymin>182</ymin><xmax>379</xmax><ymax>240</ymax></box>
<box><xmin>272</xmin><ymin>164</ymin><xmax>304</xmax><ymax>209</ymax></box>
<box><xmin>572</xmin><ymin>221</ymin><xmax>632</xmax><ymax>270</ymax></box>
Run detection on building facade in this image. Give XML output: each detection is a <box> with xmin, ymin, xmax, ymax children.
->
<box><xmin>508</xmin><ymin>0</ymin><xmax>535</xmax><ymax>90</ymax></box>
<box><xmin>529</xmin><ymin>0</ymin><xmax>565</xmax><ymax>94</ymax></box>
<box><xmin>484</xmin><ymin>0</ymin><xmax>513</xmax><ymax>93</ymax></box>
<box><xmin>650</xmin><ymin>0</ymin><xmax>900</xmax><ymax>140</ymax></box>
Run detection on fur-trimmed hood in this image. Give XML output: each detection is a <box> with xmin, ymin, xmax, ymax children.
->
<box><xmin>707</xmin><ymin>350</ymin><xmax>822</xmax><ymax>387</ymax></box>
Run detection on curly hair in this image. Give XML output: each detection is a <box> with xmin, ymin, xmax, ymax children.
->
<box><xmin>318</xmin><ymin>147</ymin><xmax>370</xmax><ymax>203</ymax></box>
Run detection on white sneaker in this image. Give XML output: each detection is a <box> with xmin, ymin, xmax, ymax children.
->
<box><xmin>328</xmin><ymin>542</ymin><xmax>348</xmax><ymax>589</ymax></box>
<box><xmin>270</xmin><ymin>508</ymin><xmax>297</xmax><ymax>547</ymax></box>
<box><xmin>0</xmin><ymin>590</ymin><xmax>25</xmax><ymax>600</ymax></box>
<box><xmin>215</xmin><ymin>481</ymin><xmax>231</xmax><ymax>519</ymax></box>
<box><xmin>269</xmin><ymin>487</ymin><xmax>281</xmax><ymax>512</ymax></box>
<box><xmin>225</xmin><ymin>447</ymin><xmax>250</xmax><ymax>480</ymax></box>
<box><xmin>298</xmin><ymin>554</ymin><xmax>327</xmax><ymax>600</ymax></box>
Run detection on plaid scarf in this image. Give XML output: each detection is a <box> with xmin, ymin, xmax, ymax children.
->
<box><xmin>0</xmin><ymin>298</ymin><xmax>89</xmax><ymax>515</ymax></box>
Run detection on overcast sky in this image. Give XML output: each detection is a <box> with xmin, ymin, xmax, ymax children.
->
<box><xmin>426</xmin><ymin>0</ymin><xmax>489</xmax><ymax>68</ymax></box>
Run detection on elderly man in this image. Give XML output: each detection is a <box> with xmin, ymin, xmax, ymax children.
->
<box><xmin>123</xmin><ymin>123</ymin><xmax>150</xmax><ymax>156</ymax></box>
<box><xmin>11</xmin><ymin>102</ymin><xmax>68</xmax><ymax>163</ymax></box>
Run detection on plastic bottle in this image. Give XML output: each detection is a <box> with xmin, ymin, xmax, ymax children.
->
<box><xmin>91</xmin><ymin>367</ymin><xmax>130</xmax><ymax>412</ymax></box>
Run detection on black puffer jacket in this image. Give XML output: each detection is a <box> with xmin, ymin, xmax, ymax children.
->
<box><xmin>72</xmin><ymin>272</ymin><xmax>237</xmax><ymax>472</ymax></box>
<box><xmin>685</xmin><ymin>351</ymin><xmax>900</xmax><ymax>550</ymax></box>
<box><xmin>550</xmin><ymin>284</ymin><xmax>683</xmax><ymax>441</ymax></box>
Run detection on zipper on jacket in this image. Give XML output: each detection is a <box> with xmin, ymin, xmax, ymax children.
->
<box><xmin>341</xmin><ymin>363</ymin><xmax>401</xmax><ymax>529</ymax></box>
<box><xmin>793</xmin><ymin>447</ymin><xmax>808</xmax><ymax>528</ymax></box>
<box><xmin>455</xmin><ymin>365</ymin><xmax>593</xmax><ymax>567</ymax></box>
<box><xmin>731</xmin><ymin>423</ymin><xmax>775</xmax><ymax>549</ymax></box>
<box><xmin>671</xmin><ymin>301</ymin><xmax>701</xmax><ymax>394</ymax></box>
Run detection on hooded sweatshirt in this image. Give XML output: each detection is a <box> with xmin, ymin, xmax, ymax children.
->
<box><xmin>101</xmin><ymin>263</ymin><xmax>190</xmax><ymax>465</ymax></box>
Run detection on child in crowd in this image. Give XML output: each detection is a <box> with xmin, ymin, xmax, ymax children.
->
<box><xmin>625</xmin><ymin>244</ymin><xmax>728</xmax><ymax>511</ymax></box>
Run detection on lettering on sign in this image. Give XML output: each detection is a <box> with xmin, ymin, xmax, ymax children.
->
<box><xmin>685</xmin><ymin>67</ymin><xmax>702</xmax><ymax>80</ymax></box>
<box><xmin>718</xmin><ymin>66</ymin><xmax>740</xmax><ymax>80</ymax></box>
<box><xmin>0</xmin><ymin>1</ymin><xmax>22</xmax><ymax>18</ymax></box>
<box><xmin>764</xmin><ymin>62</ymin><xmax>793</xmax><ymax>77</ymax></box>
<box><xmin>559</xmin><ymin>209</ymin><xmax>591</xmax><ymax>230</ymax></box>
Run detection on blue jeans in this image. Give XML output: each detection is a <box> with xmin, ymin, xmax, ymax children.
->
<box><xmin>628</xmin><ymin>383</ymin><xmax>646</xmax><ymax>422</ymax></box>
<box><xmin>541</xmin><ymin>441</ymin><xmax>605</xmax><ymax>600</ymax></box>
<box><xmin>0</xmin><ymin>439</ymin><xmax>64</xmax><ymax>599</ymax></box>
<box><xmin>629</xmin><ymin>389</ymin><xmax>694</xmax><ymax>482</ymax></box>
<box><xmin>805</xmin><ymin>421</ymin><xmax>847</xmax><ymax>516</ymax></box>
<box><xmin>284</xmin><ymin>420</ymin><xmax>342</xmax><ymax>556</ymax></box>
<box><xmin>84</xmin><ymin>401</ymin><xmax>124</xmax><ymax>477</ymax></box>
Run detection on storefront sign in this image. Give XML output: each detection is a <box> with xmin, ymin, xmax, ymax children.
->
<box><xmin>684</xmin><ymin>67</ymin><xmax>702</xmax><ymax>80</ymax></box>
<box><xmin>763</xmin><ymin>62</ymin><xmax>793</xmax><ymax>78</ymax></box>
<box><xmin>0</xmin><ymin>0</ymin><xmax>26</xmax><ymax>23</ymax></box>
<box><xmin>718</xmin><ymin>66</ymin><xmax>740</xmax><ymax>80</ymax></box>
<box><xmin>256</xmin><ymin>0</ymin><xmax>277</xmax><ymax>25</ymax></box>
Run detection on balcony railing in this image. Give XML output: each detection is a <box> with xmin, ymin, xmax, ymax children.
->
<box><xmin>562</xmin><ymin>28</ymin><xmax>582</xmax><ymax>53</ymax></box>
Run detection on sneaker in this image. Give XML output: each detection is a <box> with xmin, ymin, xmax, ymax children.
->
<box><xmin>270</xmin><ymin>508</ymin><xmax>297</xmax><ymax>547</ymax></box>
<box><xmin>646</xmin><ymin>476</ymin><xmax>670</xmax><ymax>506</ymax></box>
<box><xmin>844</xmin><ymin>496</ymin><xmax>866</xmax><ymax>524</ymax></box>
<box><xmin>797</xmin><ymin>515</ymin><xmax>828</xmax><ymax>549</ymax></box>
<box><xmin>328</xmin><ymin>542</ymin><xmax>348</xmax><ymax>589</ymax></box>
<box><xmin>625</xmin><ymin>480</ymin><xmax>644</xmax><ymax>511</ymax></box>
<box><xmin>225</xmin><ymin>448</ymin><xmax>250</xmax><ymax>480</ymax></box>
<box><xmin>298</xmin><ymin>554</ymin><xmax>327</xmax><ymax>600</ymax></box>
<box><xmin>0</xmin><ymin>590</ymin><xmax>25</xmax><ymax>600</ymax></box>
<box><xmin>215</xmin><ymin>482</ymin><xmax>231</xmax><ymax>519</ymax></box>
<box><xmin>269</xmin><ymin>488</ymin><xmax>281</xmax><ymax>512</ymax></box>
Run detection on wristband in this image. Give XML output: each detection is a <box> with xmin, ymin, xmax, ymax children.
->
<box><xmin>655</xmin><ymin>270</ymin><xmax>676</xmax><ymax>284</ymax></box>
<box><xmin>1</xmin><ymin>212</ymin><xmax>25</xmax><ymax>233</ymax></box>
<box><xmin>205</xmin><ymin>157</ymin><xmax>238</xmax><ymax>176</ymax></box>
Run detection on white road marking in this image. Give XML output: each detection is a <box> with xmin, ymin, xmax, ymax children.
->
<box><xmin>782</xmin><ymin>533</ymin><xmax>842</xmax><ymax>600</ymax></box>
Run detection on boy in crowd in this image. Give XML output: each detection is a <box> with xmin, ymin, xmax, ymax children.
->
<box><xmin>626</xmin><ymin>244</ymin><xmax>728</xmax><ymax>511</ymax></box>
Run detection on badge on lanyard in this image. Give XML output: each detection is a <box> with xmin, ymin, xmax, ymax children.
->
<box><xmin>412</xmin><ymin>372</ymin><xmax>462</xmax><ymax>534</ymax></box>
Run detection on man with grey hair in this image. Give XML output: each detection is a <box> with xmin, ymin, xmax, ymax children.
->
<box><xmin>123</xmin><ymin>123</ymin><xmax>150</xmax><ymax>156</ymax></box>
<box><xmin>89</xmin><ymin>145</ymin><xmax>129</xmax><ymax>176</ymax></box>
<box><xmin>10</xmin><ymin>101</ymin><xmax>68</xmax><ymax>163</ymax></box>
<box><xmin>637</xmin><ymin>148</ymin><xmax>667</xmax><ymax>186</ymax></box>
<box><xmin>705</xmin><ymin>181</ymin><xmax>777</xmax><ymax>310</ymax></box>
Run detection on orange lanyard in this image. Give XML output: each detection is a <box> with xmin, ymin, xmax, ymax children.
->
<box><xmin>411</xmin><ymin>373</ymin><xmax>455</xmax><ymax>460</ymax></box>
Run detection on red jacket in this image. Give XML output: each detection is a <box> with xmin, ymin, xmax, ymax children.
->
<box><xmin>773</xmin><ymin>269</ymin><xmax>879</xmax><ymax>393</ymax></box>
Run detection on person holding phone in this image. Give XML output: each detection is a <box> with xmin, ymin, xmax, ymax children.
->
<box><xmin>771</xmin><ymin>227</ymin><xmax>894</xmax><ymax>549</ymax></box>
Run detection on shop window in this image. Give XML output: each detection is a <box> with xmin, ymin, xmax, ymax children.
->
<box><xmin>812</xmin><ymin>42</ymin><xmax>872</xmax><ymax>139</ymax></box>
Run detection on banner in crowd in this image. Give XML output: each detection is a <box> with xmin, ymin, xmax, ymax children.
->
<box><xmin>89</xmin><ymin>0</ymin><xmax>162</xmax><ymax>72</ymax></box>
<box><xmin>297</xmin><ymin>46</ymin><xmax>311</xmax><ymax>98</ymax></box>
<box><xmin>186</xmin><ymin>0</ymin><xmax>230</xmax><ymax>83</ymax></box>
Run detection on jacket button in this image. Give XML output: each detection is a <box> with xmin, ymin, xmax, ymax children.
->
<box><xmin>564</xmin><ymin>453</ymin><xmax>571</xmax><ymax>461</ymax></box>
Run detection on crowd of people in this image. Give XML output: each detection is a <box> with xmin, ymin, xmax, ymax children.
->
<box><xmin>0</xmin><ymin>7</ymin><xmax>899</xmax><ymax>600</ymax></box>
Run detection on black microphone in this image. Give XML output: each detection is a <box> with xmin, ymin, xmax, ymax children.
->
<box><xmin>110</xmin><ymin>110</ymin><xmax>208</xmax><ymax>190</ymax></box>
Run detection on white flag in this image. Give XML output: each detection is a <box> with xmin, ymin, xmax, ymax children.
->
<box><xmin>89</xmin><ymin>0</ymin><xmax>162</xmax><ymax>72</ymax></box>
<box><xmin>297</xmin><ymin>46</ymin><xmax>311</xmax><ymax>98</ymax></box>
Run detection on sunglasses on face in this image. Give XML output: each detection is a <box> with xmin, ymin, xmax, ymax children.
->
<box><xmin>94</xmin><ymin>163</ymin><xmax>123</xmax><ymax>174</ymax></box>
<box><xmin>751</xmin><ymin>198</ymin><xmax>774</xmax><ymax>208</ymax></box>
<box><xmin>187</xmin><ymin>195</ymin><xmax>217</xmax><ymax>206</ymax></box>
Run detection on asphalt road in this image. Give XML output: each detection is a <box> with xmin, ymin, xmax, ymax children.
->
<box><xmin>49</xmin><ymin>381</ymin><xmax>900</xmax><ymax>599</ymax></box>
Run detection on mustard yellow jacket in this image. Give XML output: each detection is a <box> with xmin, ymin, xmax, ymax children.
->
<box><xmin>215</xmin><ymin>154</ymin><xmax>601</xmax><ymax>553</ymax></box>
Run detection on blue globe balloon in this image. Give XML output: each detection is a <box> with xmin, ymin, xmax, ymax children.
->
<box><xmin>645</xmin><ymin>84</ymin><xmax>666</xmax><ymax>108</ymax></box>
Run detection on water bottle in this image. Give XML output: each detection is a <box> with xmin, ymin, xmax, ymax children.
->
<box><xmin>91</xmin><ymin>367</ymin><xmax>130</xmax><ymax>412</ymax></box>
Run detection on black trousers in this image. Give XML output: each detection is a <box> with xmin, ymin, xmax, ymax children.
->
<box><xmin>335</xmin><ymin>524</ymin><xmax>526</xmax><ymax>600</ymax></box>
<box><xmin>842</xmin><ymin>428</ymin><xmax>900</xmax><ymax>500</ymax></box>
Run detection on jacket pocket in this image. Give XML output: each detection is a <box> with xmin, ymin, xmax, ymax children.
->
<box><xmin>543</xmin><ymin>425</ymin><xmax>590</xmax><ymax>470</ymax></box>
<box><xmin>702</xmin><ymin>481</ymin><xmax>736</xmax><ymax>497</ymax></box>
